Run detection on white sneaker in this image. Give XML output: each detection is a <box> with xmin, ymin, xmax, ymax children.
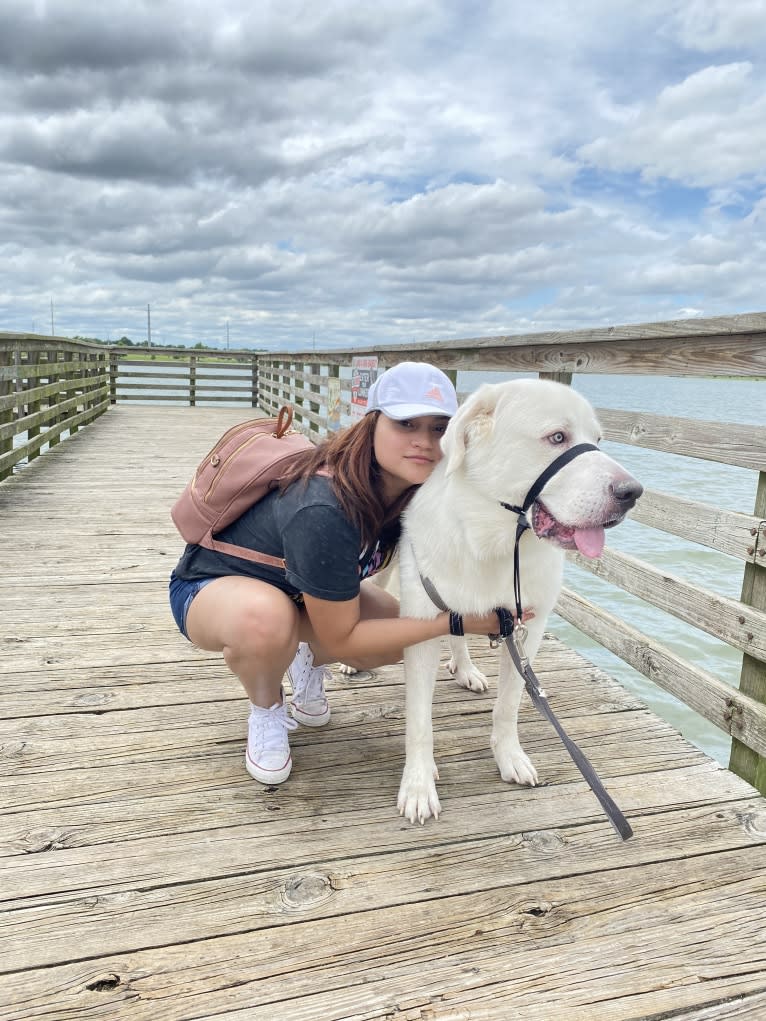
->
<box><xmin>287</xmin><ymin>643</ymin><xmax>331</xmax><ymax>727</ymax></box>
<box><xmin>245</xmin><ymin>698</ymin><xmax>298</xmax><ymax>785</ymax></box>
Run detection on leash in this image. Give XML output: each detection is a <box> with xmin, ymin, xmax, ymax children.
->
<box><xmin>495</xmin><ymin>610</ymin><xmax>633</xmax><ymax>841</ymax></box>
<box><xmin>417</xmin><ymin>441</ymin><xmax>633</xmax><ymax>840</ymax></box>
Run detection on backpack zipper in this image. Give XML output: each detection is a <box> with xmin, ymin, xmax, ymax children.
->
<box><xmin>203</xmin><ymin>431</ymin><xmax>272</xmax><ymax>503</ymax></box>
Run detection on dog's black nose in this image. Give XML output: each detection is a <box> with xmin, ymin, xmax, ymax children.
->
<box><xmin>611</xmin><ymin>478</ymin><xmax>643</xmax><ymax>507</ymax></box>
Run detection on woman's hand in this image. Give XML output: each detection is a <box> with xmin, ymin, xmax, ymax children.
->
<box><xmin>462</xmin><ymin>608</ymin><xmax>535</xmax><ymax>635</ymax></box>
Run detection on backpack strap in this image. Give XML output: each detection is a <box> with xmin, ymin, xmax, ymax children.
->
<box><xmin>203</xmin><ymin>534</ymin><xmax>287</xmax><ymax>569</ymax></box>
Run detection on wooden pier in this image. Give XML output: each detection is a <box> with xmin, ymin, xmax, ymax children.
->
<box><xmin>1</xmin><ymin>404</ymin><xmax>766</xmax><ymax>1020</ymax></box>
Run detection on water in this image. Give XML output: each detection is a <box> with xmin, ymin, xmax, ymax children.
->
<box><xmin>460</xmin><ymin>371</ymin><xmax>763</xmax><ymax>765</ymax></box>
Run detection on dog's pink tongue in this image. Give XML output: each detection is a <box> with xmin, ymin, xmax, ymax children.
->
<box><xmin>574</xmin><ymin>526</ymin><xmax>605</xmax><ymax>558</ymax></box>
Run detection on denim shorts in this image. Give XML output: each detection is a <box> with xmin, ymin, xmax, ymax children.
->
<box><xmin>169</xmin><ymin>570</ymin><xmax>216</xmax><ymax>640</ymax></box>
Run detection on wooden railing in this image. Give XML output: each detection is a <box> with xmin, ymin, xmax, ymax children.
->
<box><xmin>104</xmin><ymin>347</ymin><xmax>258</xmax><ymax>406</ymax></box>
<box><xmin>1</xmin><ymin>314</ymin><xmax>764</xmax><ymax>795</ymax></box>
<box><xmin>0</xmin><ymin>333</ymin><xmax>110</xmax><ymax>482</ymax></box>
<box><xmin>253</xmin><ymin>312</ymin><xmax>766</xmax><ymax>796</ymax></box>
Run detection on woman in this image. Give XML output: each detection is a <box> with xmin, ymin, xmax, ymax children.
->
<box><xmin>169</xmin><ymin>361</ymin><xmax>503</xmax><ymax>785</ymax></box>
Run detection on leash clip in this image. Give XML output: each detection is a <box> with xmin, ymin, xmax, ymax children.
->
<box><xmin>512</xmin><ymin>622</ymin><xmax>530</xmax><ymax>669</ymax></box>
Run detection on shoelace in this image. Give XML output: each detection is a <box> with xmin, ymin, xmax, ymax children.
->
<box><xmin>300</xmin><ymin>664</ymin><xmax>331</xmax><ymax>705</ymax></box>
<box><xmin>250</xmin><ymin>702</ymin><xmax>298</xmax><ymax>753</ymax></box>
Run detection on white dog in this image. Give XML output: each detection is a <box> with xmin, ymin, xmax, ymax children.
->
<box><xmin>396</xmin><ymin>379</ymin><xmax>642</xmax><ymax>823</ymax></box>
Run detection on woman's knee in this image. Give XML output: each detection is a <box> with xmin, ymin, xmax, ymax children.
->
<box><xmin>231</xmin><ymin>599</ymin><xmax>297</xmax><ymax>655</ymax></box>
<box><xmin>359</xmin><ymin>579</ymin><xmax>400</xmax><ymax>620</ymax></box>
<box><xmin>186</xmin><ymin>577</ymin><xmax>298</xmax><ymax>654</ymax></box>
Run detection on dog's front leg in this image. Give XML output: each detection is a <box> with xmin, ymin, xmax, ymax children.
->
<box><xmin>397</xmin><ymin>637</ymin><xmax>442</xmax><ymax>823</ymax></box>
<box><xmin>491</xmin><ymin>639</ymin><xmax>539</xmax><ymax>787</ymax></box>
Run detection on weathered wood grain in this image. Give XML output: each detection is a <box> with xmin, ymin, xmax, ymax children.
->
<box><xmin>628</xmin><ymin>488</ymin><xmax>763</xmax><ymax>563</ymax></box>
<box><xmin>1</xmin><ymin>403</ymin><xmax>766</xmax><ymax>1021</ymax></box>
<box><xmin>597</xmin><ymin>407</ymin><xmax>766</xmax><ymax>470</ymax></box>
<box><xmin>557</xmin><ymin>587</ymin><xmax>766</xmax><ymax>757</ymax></box>
<box><xmin>568</xmin><ymin>546</ymin><xmax>766</xmax><ymax>662</ymax></box>
<box><xmin>1</xmin><ymin>847</ymin><xmax>766</xmax><ymax>1021</ymax></box>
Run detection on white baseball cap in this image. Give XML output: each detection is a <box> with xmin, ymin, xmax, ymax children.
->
<box><xmin>365</xmin><ymin>362</ymin><xmax>458</xmax><ymax>420</ymax></box>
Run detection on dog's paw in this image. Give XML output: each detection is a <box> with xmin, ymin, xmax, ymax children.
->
<box><xmin>447</xmin><ymin>656</ymin><xmax>489</xmax><ymax>693</ymax></box>
<box><xmin>397</xmin><ymin>762</ymin><xmax>441</xmax><ymax>824</ymax></box>
<box><xmin>335</xmin><ymin>662</ymin><xmax>358</xmax><ymax>675</ymax></box>
<box><xmin>491</xmin><ymin>737</ymin><xmax>539</xmax><ymax>786</ymax></box>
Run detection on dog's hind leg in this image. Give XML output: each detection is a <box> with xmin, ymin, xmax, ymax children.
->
<box><xmin>446</xmin><ymin>636</ymin><xmax>489</xmax><ymax>692</ymax></box>
<box><xmin>397</xmin><ymin>637</ymin><xmax>443</xmax><ymax>823</ymax></box>
<box><xmin>491</xmin><ymin>637</ymin><xmax>539</xmax><ymax>787</ymax></box>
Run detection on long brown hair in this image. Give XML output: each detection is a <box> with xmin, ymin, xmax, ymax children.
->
<box><xmin>278</xmin><ymin>411</ymin><xmax>416</xmax><ymax>546</ymax></box>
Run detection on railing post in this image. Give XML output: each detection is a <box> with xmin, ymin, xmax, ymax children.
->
<box><xmin>0</xmin><ymin>344</ymin><xmax>12</xmax><ymax>481</ymax></box>
<box><xmin>48</xmin><ymin>348</ymin><xmax>61</xmax><ymax>448</ymax></box>
<box><xmin>730</xmin><ymin>470</ymin><xmax>766</xmax><ymax>794</ymax></box>
<box><xmin>305</xmin><ymin>359</ymin><xmax>318</xmax><ymax>436</ymax></box>
<box><xmin>538</xmin><ymin>370</ymin><xmax>573</xmax><ymax>384</ymax></box>
<box><xmin>69</xmin><ymin>351</ymin><xmax>80</xmax><ymax>435</ymax></box>
<box><xmin>189</xmin><ymin>354</ymin><xmax>197</xmax><ymax>407</ymax></box>
<box><xmin>27</xmin><ymin>348</ymin><xmax>41</xmax><ymax>463</ymax></box>
<box><xmin>108</xmin><ymin>349</ymin><xmax>118</xmax><ymax>404</ymax></box>
<box><xmin>327</xmin><ymin>362</ymin><xmax>341</xmax><ymax>434</ymax></box>
<box><xmin>14</xmin><ymin>346</ymin><xmax>22</xmax><ymax>417</ymax></box>
<box><xmin>251</xmin><ymin>355</ymin><xmax>258</xmax><ymax>409</ymax></box>
<box><xmin>102</xmin><ymin>349</ymin><xmax>110</xmax><ymax>409</ymax></box>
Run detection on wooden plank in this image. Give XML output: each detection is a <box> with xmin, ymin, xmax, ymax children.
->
<box><xmin>0</xmin><ymin>399</ymin><xmax>109</xmax><ymax>475</ymax></box>
<box><xmin>0</xmin><ymin>688</ymin><xmax>677</xmax><ymax>782</ymax></box>
<box><xmin>628</xmin><ymin>487</ymin><xmax>763</xmax><ymax>563</ymax></box>
<box><xmin>1</xmin><ymin>846</ymin><xmax>765</xmax><ymax>1020</ymax></box>
<box><xmin>557</xmin><ymin>587</ymin><xmax>766</xmax><ymax>756</ymax></box>
<box><xmin>0</xmin><ymin>348</ymin><xmax>11</xmax><ymax>480</ymax></box>
<box><xmin>569</xmin><ymin>546</ymin><xmax>766</xmax><ymax>662</ymax></box>
<box><xmin>0</xmin><ymin>374</ymin><xmax>106</xmax><ymax>414</ymax></box>
<box><xmin>269</xmin><ymin>334</ymin><xmax>766</xmax><ymax>380</ymax></box>
<box><xmin>116</xmin><ymin>393</ymin><xmax>252</xmax><ymax>403</ymax></box>
<box><xmin>597</xmin><ymin>407</ymin><xmax>766</xmax><ymax>470</ymax></box>
<box><xmin>731</xmin><ymin>470</ymin><xmax>766</xmax><ymax>793</ymax></box>
<box><xmin>1</xmin><ymin>792</ymin><xmax>764</xmax><ymax>975</ymax></box>
<box><xmin>0</xmin><ymin>390</ymin><xmax>87</xmax><ymax>443</ymax></box>
<box><xmin>0</xmin><ymin>356</ymin><xmax>102</xmax><ymax>382</ymax></box>
<box><xmin>116</xmin><ymin>381</ymin><xmax>252</xmax><ymax>392</ymax></box>
<box><xmin>273</xmin><ymin>309</ymin><xmax>766</xmax><ymax>363</ymax></box>
<box><xmin>3</xmin><ymin>402</ymin><xmax>766</xmax><ymax>1021</ymax></box>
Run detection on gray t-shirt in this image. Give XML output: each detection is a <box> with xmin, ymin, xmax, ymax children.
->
<box><xmin>174</xmin><ymin>475</ymin><xmax>398</xmax><ymax>602</ymax></box>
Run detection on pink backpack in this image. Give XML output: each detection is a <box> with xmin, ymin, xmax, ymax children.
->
<box><xmin>171</xmin><ymin>405</ymin><xmax>314</xmax><ymax>567</ymax></box>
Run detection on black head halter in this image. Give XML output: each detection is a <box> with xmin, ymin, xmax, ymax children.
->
<box><xmin>500</xmin><ymin>442</ymin><xmax>599</xmax><ymax>619</ymax></box>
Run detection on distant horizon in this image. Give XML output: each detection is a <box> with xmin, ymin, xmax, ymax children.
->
<box><xmin>3</xmin><ymin>306</ymin><xmax>766</xmax><ymax>356</ymax></box>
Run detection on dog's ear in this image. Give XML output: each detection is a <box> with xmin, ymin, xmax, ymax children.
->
<box><xmin>442</xmin><ymin>384</ymin><xmax>499</xmax><ymax>476</ymax></box>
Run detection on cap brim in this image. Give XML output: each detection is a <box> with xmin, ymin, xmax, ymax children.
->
<box><xmin>375</xmin><ymin>402</ymin><xmax>453</xmax><ymax>420</ymax></box>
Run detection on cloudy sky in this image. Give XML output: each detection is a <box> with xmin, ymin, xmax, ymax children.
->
<box><xmin>1</xmin><ymin>0</ymin><xmax>765</xmax><ymax>351</ymax></box>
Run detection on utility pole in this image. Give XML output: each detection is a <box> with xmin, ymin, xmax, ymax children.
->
<box><xmin>147</xmin><ymin>304</ymin><xmax>152</xmax><ymax>346</ymax></box>
<box><xmin>226</xmin><ymin>320</ymin><xmax>230</xmax><ymax>350</ymax></box>
<box><xmin>50</xmin><ymin>299</ymin><xmax>55</xmax><ymax>336</ymax></box>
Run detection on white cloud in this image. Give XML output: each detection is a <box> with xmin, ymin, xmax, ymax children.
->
<box><xmin>670</xmin><ymin>0</ymin><xmax>766</xmax><ymax>51</ymax></box>
<box><xmin>0</xmin><ymin>0</ymin><xmax>763</xmax><ymax>348</ymax></box>
<box><xmin>579</xmin><ymin>63</ymin><xmax>766</xmax><ymax>188</ymax></box>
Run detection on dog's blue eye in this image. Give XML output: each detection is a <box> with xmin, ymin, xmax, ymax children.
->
<box><xmin>550</xmin><ymin>431</ymin><xmax>566</xmax><ymax>444</ymax></box>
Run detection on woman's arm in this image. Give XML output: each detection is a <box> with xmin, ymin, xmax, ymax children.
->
<box><xmin>302</xmin><ymin>592</ymin><xmax>502</xmax><ymax>671</ymax></box>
